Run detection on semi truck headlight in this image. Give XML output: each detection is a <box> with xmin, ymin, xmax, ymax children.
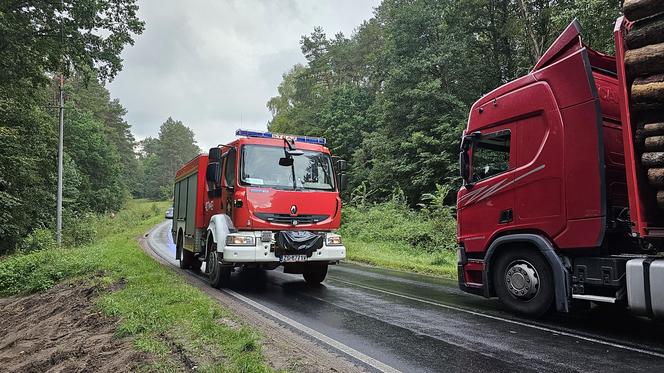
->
<box><xmin>226</xmin><ymin>235</ymin><xmax>255</xmax><ymax>246</ymax></box>
<box><xmin>326</xmin><ymin>233</ymin><xmax>343</xmax><ymax>246</ymax></box>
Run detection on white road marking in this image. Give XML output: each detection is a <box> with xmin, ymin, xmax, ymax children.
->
<box><xmin>329</xmin><ymin>277</ymin><xmax>664</xmax><ymax>359</ymax></box>
<box><xmin>145</xmin><ymin>222</ymin><xmax>401</xmax><ymax>373</ymax></box>
<box><xmin>222</xmin><ymin>288</ymin><xmax>402</xmax><ymax>373</ymax></box>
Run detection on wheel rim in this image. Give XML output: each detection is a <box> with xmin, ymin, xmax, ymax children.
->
<box><xmin>208</xmin><ymin>251</ymin><xmax>218</xmax><ymax>278</ymax></box>
<box><xmin>504</xmin><ymin>259</ymin><xmax>540</xmax><ymax>301</ymax></box>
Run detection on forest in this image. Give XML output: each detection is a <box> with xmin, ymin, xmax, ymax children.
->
<box><xmin>268</xmin><ymin>0</ymin><xmax>622</xmax><ymax>204</ymax></box>
<box><xmin>0</xmin><ymin>1</ymin><xmax>199</xmax><ymax>254</ymax></box>
<box><xmin>0</xmin><ymin>0</ymin><xmax>623</xmax><ymax>256</ymax></box>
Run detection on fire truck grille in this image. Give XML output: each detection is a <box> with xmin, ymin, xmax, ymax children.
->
<box><xmin>254</xmin><ymin>213</ymin><xmax>329</xmax><ymax>225</ymax></box>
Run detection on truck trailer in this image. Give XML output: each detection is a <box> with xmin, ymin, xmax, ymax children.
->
<box><xmin>456</xmin><ymin>8</ymin><xmax>664</xmax><ymax>318</ymax></box>
<box><xmin>172</xmin><ymin>129</ymin><xmax>347</xmax><ymax>288</ymax></box>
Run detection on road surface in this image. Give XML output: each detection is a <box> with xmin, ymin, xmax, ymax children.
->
<box><xmin>146</xmin><ymin>221</ymin><xmax>664</xmax><ymax>372</ymax></box>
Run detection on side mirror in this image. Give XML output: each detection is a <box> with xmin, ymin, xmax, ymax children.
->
<box><xmin>336</xmin><ymin>159</ymin><xmax>347</xmax><ymax>172</ymax></box>
<box><xmin>206</xmin><ymin>162</ymin><xmax>221</xmax><ymax>185</ymax></box>
<box><xmin>337</xmin><ymin>173</ymin><xmax>348</xmax><ymax>191</ymax></box>
<box><xmin>209</xmin><ymin>147</ymin><xmax>221</xmax><ymax>162</ymax></box>
<box><xmin>279</xmin><ymin>157</ymin><xmax>294</xmax><ymax>167</ymax></box>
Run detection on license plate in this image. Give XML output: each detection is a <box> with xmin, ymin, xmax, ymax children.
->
<box><xmin>280</xmin><ymin>254</ymin><xmax>307</xmax><ymax>263</ymax></box>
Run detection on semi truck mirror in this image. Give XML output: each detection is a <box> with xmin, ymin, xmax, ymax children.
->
<box><xmin>338</xmin><ymin>173</ymin><xmax>348</xmax><ymax>191</ymax></box>
<box><xmin>336</xmin><ymin>159</ymin><xmax>347</xmax><ymax>172</ymax></box>
<box><xmin>209</xmin><ymin>147</ymin><xmax>221</xmax><ymax>162</ymax></box>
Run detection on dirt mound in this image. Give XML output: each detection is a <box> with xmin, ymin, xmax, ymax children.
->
<box><xmin>0</xmin><ymin>279</ymin><xmax>149</xmax><ymax>372</ymax></box>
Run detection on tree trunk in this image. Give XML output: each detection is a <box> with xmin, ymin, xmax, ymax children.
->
<box><xmin>625</xmin><ymin>42</ymin><xmax>664</xmax><ymax>78</ymax></box>
<box><xmin>624</xmin><ymin>0</ymin><xmax>664</xmax><ymax>22</ymax></box>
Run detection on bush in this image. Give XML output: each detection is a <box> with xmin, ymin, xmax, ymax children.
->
<box><xmin>62</xmin><ymin>212</ymin><xmax>98</xmax><ymax>247</ymax></box>
<box><xmin>18</xmin><ymin>228</ymin><xmax>57</xmax><ymax>253</ymax></box>
<box><xmin>341</xmin><ymin>196</ymin><xmax>457</xmax><ymax>253</ymax></box>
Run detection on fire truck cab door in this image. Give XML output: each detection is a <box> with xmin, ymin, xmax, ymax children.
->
<box><xmin>222</xmin><ymin>148</ymin><xmax>237</xmax><ymax>220</ymax></box>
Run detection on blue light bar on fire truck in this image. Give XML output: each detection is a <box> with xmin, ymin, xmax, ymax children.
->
<box><xmin>235</xmin><ymin>129</ymin><xmax>326</xmax><ymax>145</ymax></box>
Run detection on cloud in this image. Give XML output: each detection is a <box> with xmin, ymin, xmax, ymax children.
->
<box><xmin>107</xmin><ymin>0</ymin><xmax>380</xmax><ymax>150</ymax></box>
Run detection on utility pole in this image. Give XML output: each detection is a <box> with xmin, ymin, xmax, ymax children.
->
<box><xmin>56</xmin><ymin>73</ymin><xmax>64</xmax><ymax>245</ymax></box>
<box><xmin>56</xmin><ymin>0</ymin><xmax>65</xmax><ymax>245</ymax></box>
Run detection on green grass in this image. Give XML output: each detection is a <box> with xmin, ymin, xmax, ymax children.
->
<box><xmin>0</xmin><ymin>199</ymin><xmax>272</xmax><ymax>372</ymax></box>
<box><xmin>344</xmin><ymin>239</ymin><xmax>457</xmax><ymax>278</ymax></box>
<box><xmin>341</xmin><ymin>201</ymin><xmax>459</xmax><ymax>279</ymax></box>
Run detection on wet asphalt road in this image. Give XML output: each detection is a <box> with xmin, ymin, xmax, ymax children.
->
<box><xmin>148</xmin><ymin>221</ymin><xmax>664</xmax><ymax>372</ymax></box>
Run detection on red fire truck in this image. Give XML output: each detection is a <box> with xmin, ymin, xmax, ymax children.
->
<box><xmin>456</xmin><ymin>17</ymin><xmax>664</xmax><ymax>318</ymax></box>
<box><xmin>172</xmin><ymin>129</ymin><xmax>347</xmax><ymax>288</ymax></box>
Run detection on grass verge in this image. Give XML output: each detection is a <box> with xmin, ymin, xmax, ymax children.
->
<box><xmin>0</xmin><ymin>199</ymin><xmax>272</xmax><ymax>372</ymax></box>
<box><xmin>344</xmin><ymin>239</ymin><xmax>457</xmax><ymax>278</ymax></box>
<box><xmin>341</xmin><ymin>201</ymin><xmax>458</xmax><ymax>279</ymax></box>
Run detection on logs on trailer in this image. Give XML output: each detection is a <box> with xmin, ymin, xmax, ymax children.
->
<box><xmin>624</xmin><ymin>0</ymin><xmax>664</xmax><ymax>21</ymax></box>
<box><xmin>625</xmin><ymin>3</ymin><xmax>664</xmax><ymax>208</ymax></box>
<box><xmin>632</xmin><ymin>74</ymin><xmax>664</xmax><ymax>103</ymax></box>
<box><xmin>625</xmin><ymin>16</ymin><xmax>664</xmax><ymax>50</ymax></box>
<box><xmin>647</xmin><ymin>168</ymin><xmax>664</xmax><ymax>187</ymax></box>
<box><xmin>624</xmin><ymin>42</ymin><xmax>664</xmax><ymax>78</ymax></box>
<box><xmin>642</xmin><ymin>152</ymin><xmax>664</xmax><ymax>167</ymax></box>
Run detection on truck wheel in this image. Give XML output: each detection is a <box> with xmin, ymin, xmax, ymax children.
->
<box><xmin>492</xmin><ymin>249</ymin><xmax>554</xmax><ymax>317</ymax></box>
<box><xmin>303</xmin><ymin>263</ymin><xmax>328</xmax><ymax>285</ymax></box>
<box><xmin>208</xmin><ymin>251</ymin><xmax>231</xmax><ymax>289</ymax></box>
<box><xmin>177</xmin><ymin>235</ymin><xmax>192</xmax><ymax>269</ymax></box>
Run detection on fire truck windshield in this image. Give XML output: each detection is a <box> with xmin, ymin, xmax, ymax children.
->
<box><xmin>240</xmin><ymin>145</ymin><xmax>335</xmax><ymax>191</ymax></box>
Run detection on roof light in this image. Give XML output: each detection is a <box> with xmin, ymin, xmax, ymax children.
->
<box><xmin>235</xmin><ymin>129</ymin><xmax>326</xmax><ymax>145</ymax></box>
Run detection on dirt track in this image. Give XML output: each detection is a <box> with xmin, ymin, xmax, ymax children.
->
<box><xmin>0</xmin><ymin>279</ymin><xmax>149</xmax><ymax>373</ymax></box>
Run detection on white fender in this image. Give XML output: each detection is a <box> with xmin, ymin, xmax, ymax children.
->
<box><xmin>207</xmin><ymin>214</ymin><xmax>235</xmax><ymax>253</ymax></box>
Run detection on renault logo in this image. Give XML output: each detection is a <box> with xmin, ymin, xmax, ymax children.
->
<box><xmin>290</xmin><ymin>205</ymin><xmax>297</xmax><ymax>215</ymax></box>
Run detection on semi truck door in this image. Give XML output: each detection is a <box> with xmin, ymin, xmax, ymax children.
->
<box><xmin>458</xmin><ymin>128</ymin><xmax>515</xmax><ymax>253</ymax></box>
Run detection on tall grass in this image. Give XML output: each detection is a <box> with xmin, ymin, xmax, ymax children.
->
<box><xmin>341</xmin><ymin>184</ymin><xmax>458</xmax><ymax>278</ymax></box>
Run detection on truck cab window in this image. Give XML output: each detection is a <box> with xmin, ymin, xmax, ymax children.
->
<box><xmin>472</xmin><ymin>132</ymin><xmax>510</xmax><ymax>182</ymax></box>
<box><xmin>224</xmin><ymin>149</ymin><xmax>236</xmax><ymax>187</ymax></box>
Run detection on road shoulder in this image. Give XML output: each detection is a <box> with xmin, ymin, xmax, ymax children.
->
<box><xmin>139</xmin><ymin>227</ymin><xmax>367</xmax><ymax>373</ymax></box>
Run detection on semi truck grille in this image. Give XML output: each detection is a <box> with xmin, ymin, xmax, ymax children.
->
<box><xmin>254</xmin><ymin>213</ymin><xmax>329</xmax><ymax>225</ymax></box>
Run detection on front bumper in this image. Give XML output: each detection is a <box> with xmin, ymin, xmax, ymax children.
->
<box><xmin>221</xmin><ymin>231</ymin><xmax>346</xmax><ymax>264</ymax></box>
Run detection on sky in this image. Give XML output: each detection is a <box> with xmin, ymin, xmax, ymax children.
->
<box><xmin>107</xmin><ymin>0</ymin><xmax>381</xmax><ymax>150</ymax></box>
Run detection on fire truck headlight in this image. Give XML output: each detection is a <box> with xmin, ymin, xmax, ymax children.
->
<box><xmin>326</xmin><ymin>233</ymin><xmax>343</xmax><ymax>246</ymax></box>
<box><xmin>226</xmin><ymin>235</ymin><xmax>255</xmax><ymax>246</ymax></box>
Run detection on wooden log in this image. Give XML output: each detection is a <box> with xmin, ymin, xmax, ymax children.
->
<box><xmin>648</xmin><ymin>168</ymin><xmax>664</xmax><ymax>187</ymax></box>
<box><xmin>645</xmin><ymin>135</ymin><xmax>664</xmax><ymax>150</ymax></box>
<box><xmin>624</xmin><ymin>0</ymin><xmax>664</xmax><ymax>21</ymax></box>
<box><xmin>632</xmin><ymin>74</ymin><xmax>664</xmax><ymax>103</ymax></box>
<box><xmin>642</xmin><ymin>152</ymin><xmax>664</xmax><ymax>167</ymax></box>
<box><xmin>625</xmin><ymin>42</ymin><xmax>664</xmax><ymax>78</ymax></box>
<box><xmin>643</xmin><ymin>122</ymin><xmax>664</xmax><ymax>136</ymax></box>
<box><xmin>658</xmin><ymin>190</ymin><xmax>664</xmax><ymax>209</ymax></box>
<box><xmin>626</xmin><ymin>16</ymin><xmax>664</xmax><ymax>49</ymax></box>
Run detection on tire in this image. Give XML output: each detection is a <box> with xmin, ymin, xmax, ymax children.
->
<box><xmin>492</xmin><ymin>248</ymin><xmax>554</xmax><ymax>318</ymax></box>
<box><xmin>180</xmin><ymin>249</ymin><xmax>197</xmax><ymax>270</ymax></box>
<box><xmin>303</xmin><ymin>263</ymin><xmax>328</xmax><ymax>285</ymax></box>
<box><xmin>177</xmin><ymin>234</ymin><xmax>192</xmax><ymax>270</ymax></box>
<box><xmin>207</xmin><ymin>250</ymin><xmax>231</xmax><ymax>289</ymax></box>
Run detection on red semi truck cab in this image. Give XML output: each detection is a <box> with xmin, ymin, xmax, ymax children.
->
<box><xmin>172</xmin><ymin>129</ymin><xmax>348</xmax><ymax>287</ymax></box>
<box><xmin>456</xmin><ymin>19</ymin><xmax>664</xmax><ymax>318</ymax></box>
